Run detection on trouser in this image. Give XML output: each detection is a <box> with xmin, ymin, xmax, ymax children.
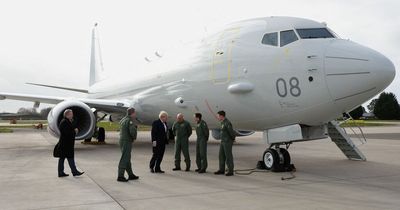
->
<box><xmin>196</xmin><ymin>138</ymin><xmax>207</xmax><ymax>170</ymax></box>
<box><xmin>219</xmin><ymin>141</ymin><xmax>234</xmax><ymax>173</ymax></box>
<box><xmin>58</xmin><ymin>157</ymin><xmax>78</xmax><ymax>175</ymax></box>
<box><xmin>174</xmin><ymin>138</ymin><xmax>190</xmax><ymax>169</ymax></box>
<box><xmin>118</xmin><ymin>140</ymin><xmax>134</xmax><ymax>177</ymax></box>
<box><xmin>149</xmin><ymin>143</ymin><xmax>165</xmax><ymax>171</ymax></box>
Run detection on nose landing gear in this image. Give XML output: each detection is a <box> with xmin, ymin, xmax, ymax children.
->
<box><xmin>262</xmin><ymin>144</ymin><xmax>294</xmax><ymax>172</ymax></box>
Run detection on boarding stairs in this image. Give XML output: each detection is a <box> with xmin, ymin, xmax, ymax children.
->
<box><xmin>327</xmin><ymin>121</ymin><xmax>366</xmax><ymax>161</ymax></box>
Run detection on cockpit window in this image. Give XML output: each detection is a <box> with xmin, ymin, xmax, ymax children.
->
<box><xmin>261</xmin><ymin>32</ymin><xmax>278</xmax><ymax>46</ymax></box>
<box><xmin>296</xmin><ymin>28</ymin><xmax>334</xmax><ymax>39</ymax></box>
<box><xmin>280</xmin><ymin>30</ymin><xmax>298</xmax><ymax>47</ymax></box>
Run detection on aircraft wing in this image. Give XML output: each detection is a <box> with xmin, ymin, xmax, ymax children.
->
<box><xmin>0</xmin><ymin>92</ymin><xmax>131</xmax><ymax>113</ymax></box>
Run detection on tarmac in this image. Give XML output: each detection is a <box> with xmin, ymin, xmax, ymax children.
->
<box><xmin>0</xmin><ymin>126</ymin><xmax>400</xmax><ymax>210</ymax></box>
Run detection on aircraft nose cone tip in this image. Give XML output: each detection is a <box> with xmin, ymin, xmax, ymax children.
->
<box><xmin>375</xmin><ymin>54</ymin><xmax>396</xmax><ymax>88</ymax></box>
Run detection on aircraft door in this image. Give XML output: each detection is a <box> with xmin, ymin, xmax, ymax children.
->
<box><xmin>211</xmin><ymin>27</ymin><xmax>241</xmax><ymax>84</ymax></box>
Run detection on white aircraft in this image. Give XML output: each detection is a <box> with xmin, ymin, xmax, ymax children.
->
<box><xmin>0</xmin><ymin>16</ymin><xmax>395</xmax><ymax>171</ymax></box>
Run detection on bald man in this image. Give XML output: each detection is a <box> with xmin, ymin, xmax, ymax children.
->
<box><xmin>172</xmin><ymin>113</ymin><xmax>192</xmax><ymax>171</ymax></box>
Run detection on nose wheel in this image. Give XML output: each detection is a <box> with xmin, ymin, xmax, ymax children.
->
<box><xmin>262</xmin><ymin>146</ymin><xmax>291</xmax><ymax>172</ymax></box>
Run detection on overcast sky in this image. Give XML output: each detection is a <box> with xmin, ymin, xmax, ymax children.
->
<box><xmin>0</xmin><ymin>0</ymin><xmax>399</xmax><ymax>112</ymax></box>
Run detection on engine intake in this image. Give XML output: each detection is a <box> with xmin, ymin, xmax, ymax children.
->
<box><xmin>47</xmin><ymin>100</ymin><xmax>96</xmax><ymax>140</ymax></box>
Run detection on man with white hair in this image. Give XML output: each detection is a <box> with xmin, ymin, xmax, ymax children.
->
<box><xmin>149</xmin><ymin>111</ymin><xmax>169</xmax><ymax>173</ymax></box>
<box><xmin>56</xmin><ymin>109</ymin><xmax>84</xmax><ymax>177</ymax></box>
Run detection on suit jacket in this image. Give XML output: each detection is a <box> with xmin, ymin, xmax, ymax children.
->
<box><xmin>58</xmin><ymin>118</ymin><xmax>76</xmax><ymax>158</ymax></box>
<box><xmin>151</xmin><ymin>119</ymin><xmax>168</xmax><ymax>146</ymax></box>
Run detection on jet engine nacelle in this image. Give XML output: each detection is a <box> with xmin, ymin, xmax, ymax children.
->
<box><xmin>47</xmin><ymin>100</ymin><xmax>96</xmax><ymax>140</ymax></box>
<box><xmin>211</xmin><ymin>129</ymin><xmax>255</xmax><ymax>140</ymax></box>
<box><xmin>235</xmin><ymin>130</ymin><xmax>256</xmax><ymax>137</ymax></box>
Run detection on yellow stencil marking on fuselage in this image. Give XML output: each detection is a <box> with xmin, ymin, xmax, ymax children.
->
<box><xmin>211</xmin><ymin>27</ymin><xmax>241</xmax><ymax>85</ymax></box>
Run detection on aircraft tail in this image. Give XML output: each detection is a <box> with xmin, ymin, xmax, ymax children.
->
<box><xmin>89</xmin><ymin>23</ymin><xmax>106</xmax><ymax>86</ymax></box>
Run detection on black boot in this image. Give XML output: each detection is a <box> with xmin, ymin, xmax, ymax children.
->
<box><xmin>117</xmin><ymin>177</ymin><xmax>129</xmax><ymax>182</ymax></box>
<box><xmin>214</xmin><ymin>171</ymin><xmax>224</xmax><ymax>175</ymax></box>
<box><xmin>128</xmin><ymin>174</ymin><xmax>139</xmax><ymax>180</ymax></box>
<box><xmin>155</xmin><ymin>169</ymin><xmax>165</xmax><ymax>173</ymax></box>
<box><xmin>73</xmin><ymin>171</ymin><xmax>84</xmax><ymax>176</ymax></box>
<box><xmin>58</xmin><ymin>173</ymin><xmax>69</xmax><ymax>177</ymax></box>
<box><xmin>225</xmin><ymin>172</ymin><xmax>234</xmax><ymax>176</ymax></box>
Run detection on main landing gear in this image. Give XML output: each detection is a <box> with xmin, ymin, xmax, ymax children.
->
<box><xmin>262</xmin><ymin>143</ymin><xmax>294</xmax><ymax>172</ymax></box>
<box><xmin>83</xmin><ymin>112</ymin><xmax>107</xmax><ymax>144</ymax></box>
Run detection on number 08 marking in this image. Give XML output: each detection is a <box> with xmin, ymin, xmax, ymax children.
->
<box><xmin>276</xmin><ymin>77</ymin><xmax>301</xmax><ymax>97</ymax></box>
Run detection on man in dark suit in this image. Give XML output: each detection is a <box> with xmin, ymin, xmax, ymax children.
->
<box><xmin>149</xmin><ymin>111</ymin><xmax>169</xmax><ymax>173</ymax></box>
<box><xmin>57</xmin><ymin>109</ymin><xmax>84</xmax><ymax>177</ymax></box>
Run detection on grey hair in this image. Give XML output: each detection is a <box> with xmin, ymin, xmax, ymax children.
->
<box><xmin>159</xmin><ymin>111</ymin><xmax>168</xmax><ymax>118</ymax></box>
<box><xmin>127</xmin><ymin>107</ymin><xmax>136</xmax><ymax>115</ymax></box>
<box><xmin>63</xmin><ymin>109</ymin><xmax>73</xmax><ymax>117</ymax></box>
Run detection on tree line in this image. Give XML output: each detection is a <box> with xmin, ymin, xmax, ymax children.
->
<box><xmin>16</xmin><ymin>107</ymin><xmax>53</xmax><ymax>120</ymax></box>
<box><xmin>350</xmin><ymin>92</ymin><xmax>400</xmax><ymax>120</ymax></box>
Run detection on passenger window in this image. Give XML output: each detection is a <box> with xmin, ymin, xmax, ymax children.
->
<box><xmin>280</xmin><ymin>30</ymin><xmax>298</xmax><ymax>47</ymax></box>
<box><xmin>261</xmin><ymin>32</ymin><xmax>278</xmax><ymax>46</ymax></box>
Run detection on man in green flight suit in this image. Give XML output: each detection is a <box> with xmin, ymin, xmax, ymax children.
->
<box><xmin>194</xmin><ymin>113</ymin><xmax>209</xmax><ymax>173</ymax></box>
<box><xmin>172</xmin><ymin>113</ymin><xmax>192</xmax><ymax>171</ymax></box>
<box><xmin>117</xmin><ymin>108</ymin><xmax>139</xmax><ymax>182</ymax></box>
<box><xmin>214</xmin><ymin>110</ymin><xmax>236</xmax><ymax>176</ymax></box>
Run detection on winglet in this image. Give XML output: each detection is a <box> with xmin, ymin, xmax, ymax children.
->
<box><xmin>89</xmin><ymin>23</ymin><xmax>105</xmax><ymax>86</ymax></box>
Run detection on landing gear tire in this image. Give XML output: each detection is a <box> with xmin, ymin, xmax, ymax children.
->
<box><xmin>262</xmin><ymin>148</ymin><xmax>292</xmax><ymax>172</ymax></box>
<box><xmin>263</xmin><ymin>149</ymin><xmax>279</xmax><ymax>170</ymax></box>
<box><xmin>97</xmin><ymin>127</ymin><xmax>105</xmax><ymax>142</ymax></box>
<box><xmin>277</xmin><ymin>148</ymin><xmax>291</xmax><ymax>172</ymax></box>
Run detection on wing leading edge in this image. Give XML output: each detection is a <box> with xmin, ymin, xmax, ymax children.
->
<box><xmin>0</xmin><ymin>92</ymin><xmax>131</xmax><ymax>113</ymax></box>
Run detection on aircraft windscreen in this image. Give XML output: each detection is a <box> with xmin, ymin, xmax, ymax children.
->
<box><xmin>296</xmin><ymin>28</ymin><xmax>335</xmax><ymax>39</ymax></box>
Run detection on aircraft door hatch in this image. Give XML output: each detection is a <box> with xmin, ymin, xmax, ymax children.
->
<box><xmin>211</xmin><ymin>27</ymin><xmax>241</xmax><ymax>84</ymax></box>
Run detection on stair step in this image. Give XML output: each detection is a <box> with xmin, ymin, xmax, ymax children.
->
<box><xmin>327</xmin><ymin>121</ymin><xmax>366</xmax><ymax>161</ymax></box>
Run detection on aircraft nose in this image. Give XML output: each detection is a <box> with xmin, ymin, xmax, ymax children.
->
<box><xmin>324</xmin><ymin>39</ymin><xmax>396</xmax><ymax>110</ymax></box>
<box><xmin>371</xmin><ymin>51</ymin><xmax>396</xmax><ymax>89</ymax></box>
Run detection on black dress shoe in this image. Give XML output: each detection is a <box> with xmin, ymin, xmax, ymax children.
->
<box><xmin>128</xmin><ymin>175</ymin><xmax>139</xmax><ymax>180</ymax></box>
<box><xmin>195</xmin><ymin>169</ymin><xmax>200</xmax><ymax>172</ymax></box>
<box><xmin>73</xmin><ymin>171</ymin><xmax>84</xmax><ymax>176</ymax></box>
<box><xmin>185</xmin><ymin>167</ymin><xmax>190</xmax><ymax>172</ymax></box>
<box><xmin>198</xmin><ymin>169</ymin><xmax>206</xmax><ymax>174</ymax></box>
<box><xmin>214</xmin><ymin>171</ymin><xmax>224</xmax><ymax>175</ymax></box>
<box><xmin>58</xmin><ymin>173</ymin><xmax>69</xmax><ymax>177</ymax></box>
<box><xmin>155</xmin><ymin>170</ymin><xmax>165</xmax><ymax>173</ymax></box>
<box><xmin>117</xmin><ymin>177</ymin><xmax>129</xmax><ymax>182</ymax></box>
<box><xmin>150</xmin><ymin>168</ymin><xmax>155</xmax><ymax>173</ymax></box>
<box><xmin>172</xmin><ymin>167</ymin><xmax>181</xmax><ymax>171</ymax></box>
<box><xmin>225</xmin><ymin>172</ymin><xmax>234</xmax><ymax>176</ymax></box>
